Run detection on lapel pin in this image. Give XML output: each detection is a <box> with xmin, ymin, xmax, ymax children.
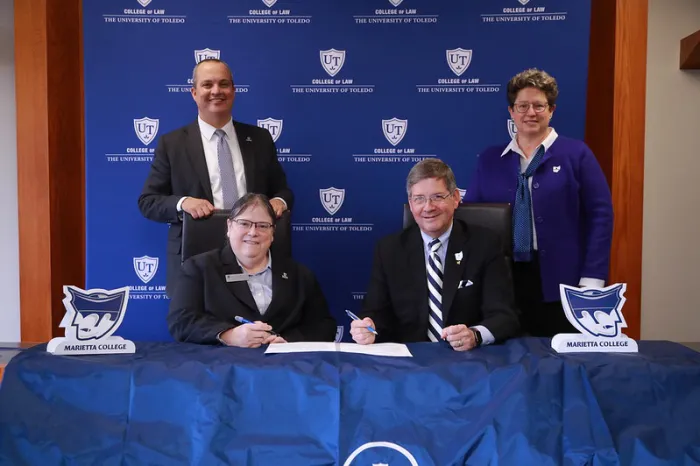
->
<box><xmin>455</xmin><ymin>251</ymin><xmax>463</xmax><ymax>265</ymax></box>
<box><xmin>246</xmin><ymin>136</ymin><xmax>253</xmax><ymax>142</ymax></box>
<box><xmin>553</xmin><ymin>166</ymin><xmax>561</xmax><ymax>173</ymax></box>
<box><xmin>282</xmin><ymin>272</ymin><xmax>288</xmax><ymax>279</ymax></box>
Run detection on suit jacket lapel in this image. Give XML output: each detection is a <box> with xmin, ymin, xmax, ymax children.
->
<box><xmin>233</xmin><ymin>121</ymin><xmax>255</xmax><ymax>192</ymax></box>
<box><xmin>185</xmin><ymin>121</ymin><xmax>214</xmax><ymax>202</ymax></box>
<box><xmin>406</xmin><ymin>228</ymin><xmax>430</xmax><ymax>324</ymax></box>
<box><xmin>441</xmin><ymin>221</ymin><xmax>469</xmax><ymax>324</ymax></box>
<box><xmin>220</xmin><ymin>247</ymin><xmax>258</xmax><ymax>315</ymax></box>
<box><xmin>260</xmin><ymin>255</ymin><xmax>292</xmax><ymax>322</ymax></box>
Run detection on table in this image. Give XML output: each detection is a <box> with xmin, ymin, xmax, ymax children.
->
<box><xmin>1</xmin><ymin>338</ymin><xmax>699</xmax><ymax>465</ymax></box>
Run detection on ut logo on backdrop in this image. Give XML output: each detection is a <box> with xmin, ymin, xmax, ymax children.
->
<box><xmin>382</xmin><ymin>118</ymin><xmax>408</xmax><ymax>146</ymax></box>
<box><xmin>446</xmin><ymin>48</ymin><xmax>472</xmax><ymax>76</ymax></box>
<box><xmin>133</xmin><ymin>256</ymin><xmax>159</xmax><ymax>284</ymax></box>
<box><xmin>320</xmin><ymin>188</ymin><xmax>345</xmax><ymax>216</ymax></box>
<box><xmin>257</xmin><ymin>118</ymin><xmax>283</xmax><ymax>143</ymax></box>
<box><xmin>508</xmin><ymin>119</ymin><xmax>517</xmax><ymax>139</ymax></box>
<box><xmin>195</xmin><ymin>48</ymin><xmax>220</xmax><ymax>63</ymax></box>
<box><xmin>133</xmin><ymin>117</ymin><xmax>159</xmax><ymax>146</ymax></box>
<box><xmin>320</xmin><ymin>49</ymin><xmax>346</xmax><ymax>76</ymax></box>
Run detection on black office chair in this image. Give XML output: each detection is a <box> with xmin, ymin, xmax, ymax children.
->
<box><xmin>181</xmin><ymin>209</ymin><xmax>292</xmax><ymax>263</ymax></box>
<box><xmin>402</xmin><ymin>203</ymin><xmax>513</xmax><ymax>260</ymax></box>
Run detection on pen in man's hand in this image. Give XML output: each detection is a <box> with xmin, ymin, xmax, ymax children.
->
<box><xmin>345</xmin><ymin>310</ymin><xmax>379</xmax><ymax>336</ymax></box>
<box><xmin>234</xmin><ymin>316</ymin><xmax>280</xmax><ymax>337</ymax></box>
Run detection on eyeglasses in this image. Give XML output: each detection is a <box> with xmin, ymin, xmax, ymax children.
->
<box><xmin>513</xmin><ymin>102</ymin><xmax>549</xmax><ymax>113</ymax></box>
<box><xmin>409</xmin><ymin>193</ymin><xmax>452</xmax><ymax>206</ymax></box>
<box><xmin>231</xmin><ymin>218</ymin><xmax>274</xmax><ymax>232</ymax></box>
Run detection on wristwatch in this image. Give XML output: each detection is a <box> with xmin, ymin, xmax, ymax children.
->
<box><xmin>471</xmin><ymin>327</ymin><xmax>483</xmax><ymax>347</ymax></box>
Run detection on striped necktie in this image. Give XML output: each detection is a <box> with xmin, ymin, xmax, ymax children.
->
<box><xmin>427</xmin><ymin>238</ymin><xmax>444</xmax><ymax>342</ymax></box>
<box><xmin>215</xmin><ymin>129</ymin><xmax>240</xmax><ymax>209</ymax></box>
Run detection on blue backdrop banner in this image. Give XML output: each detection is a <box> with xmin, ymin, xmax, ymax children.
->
<box><xmin>84</xmin><ymin>0</ymin><xmax>591</xmax><ymax>341</ymax></box>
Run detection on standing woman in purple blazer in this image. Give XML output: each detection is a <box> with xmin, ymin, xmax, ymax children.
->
<box><xmin>465</xmin><ymin>69</ymin><xmax>613</xmax><ymax>337</ymax></box>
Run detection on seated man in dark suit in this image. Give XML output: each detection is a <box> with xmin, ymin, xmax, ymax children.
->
<box><xmin>351</xmin><ymin>159</ymin><xmax>520</xmax><ymax>351</ymax></box>
<box><xmin>168</xmin><ymin>194</ymin><xmax>336</xmax><ymax>347</ymax></box>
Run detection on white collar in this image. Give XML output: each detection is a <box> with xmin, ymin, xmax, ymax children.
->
<box><xmin>198</xmin><ymin>116</ymin><xmax>235</xmax><ymax>142</ymax></box>
<box><xmin>420</xmin><ymin>221</ymin><xmax>453</xmax><ymax>249</ymax></box>
<box><xmin>501</xmin><ymin>127</ymin><xmax>558</xmax><ymax>157</ymax></box>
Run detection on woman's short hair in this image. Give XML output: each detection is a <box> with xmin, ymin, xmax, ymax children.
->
<box><xmin>227</xmin><ymin>193</ymin><xmax>277</xmax><ymax>227</ymax></box>
<box><xmin>506</xmin><ymin>68</ymin><xmax>559</xmax><ymax>107</ymax></box>
<box><xmin>406</xmin><ymin>158</ymin><xmax>457</xmax><ymax>196</ymax></box>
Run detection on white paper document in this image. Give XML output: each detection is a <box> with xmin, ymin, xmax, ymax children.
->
<box><xmin>337</xmin><ymin>343</ymin><xmax>412</xmax><ymax>357</ymax></box>
<box><xmin>264</xmin><ymin>342</ymin><xmax>412</xmax><ymax>357</ymax></box>
<box><xmin>264</xmin><ymin>342</ymin><xmax>337</xmax><ymax>354</ymax></box>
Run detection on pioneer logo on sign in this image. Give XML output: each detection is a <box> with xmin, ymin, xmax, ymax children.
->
<box><xmin>47</xmin><ymin>286</ymin><xmax>136</xmax><ymax>355</ymax></box>
<box><xmin>551</xmin><ymin>283</ymin><xmax>638</xmax><ymax>353</ymax></box>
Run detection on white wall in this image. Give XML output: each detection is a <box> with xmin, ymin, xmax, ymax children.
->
<box><xmin>642</xmin><ymin>0</ymin><xmax>700</xmax><ymax>341</ymax></box>
<box><xmin>0</xmin><ymin>0</ymin><xmax>20</xmax><ymax>342</ymax></box>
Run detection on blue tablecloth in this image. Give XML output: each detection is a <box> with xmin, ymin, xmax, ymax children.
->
<box><xmin>1</xmin><ymin>338</ymin><xmax>699</xmax><ymax>465</ymax></box>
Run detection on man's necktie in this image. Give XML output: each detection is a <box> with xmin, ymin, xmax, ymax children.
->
<box><xmin>215</xmin><ymin>129</ymin><xmax>239</xmax><ymax>209</ymax></box>
<box><xmin>427</xmin><ymin>238</ymin><xmax>444</xmax><ymax>342</ymax></box>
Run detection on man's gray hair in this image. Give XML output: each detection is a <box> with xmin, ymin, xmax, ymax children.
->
<box><xmin>406</xmin><ymin>158</ymin><xmax>457</xmax><ymax>196</ymax></box>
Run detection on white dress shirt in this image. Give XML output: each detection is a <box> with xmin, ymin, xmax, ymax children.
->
<box><xmin>197</xmin><ymin>117</ymin><xmax>247</xmax><ymax>209</ymax></box>
<box><xmin>177</xmin><ymin>116</ymin><xmax>287</xmax><ymax>212</ymax></box>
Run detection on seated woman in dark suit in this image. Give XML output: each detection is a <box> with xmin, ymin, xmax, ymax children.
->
<box><xmin>168</xmin><ymin>193</ymin><xmax>337</xmax><ymax>347</ymax></box>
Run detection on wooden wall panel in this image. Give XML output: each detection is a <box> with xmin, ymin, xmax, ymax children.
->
<box><xmin>16</xmin><ymin>1</ymin><xmax>53</xmax><ymax>342</ymax></box>
<box><xmin>585</xmin><ymin>0</ymin><xmax>647</xmax><ymax>339</ymax></box>
<box><xmin>608</xmin><ymin>0</ymin><xmax>647</xmax><ymax>340</ymax></box>
<box><xmin>16</xmin><ymin>0</ymin><xmax>84</xmax><ymax>342</ymax></box>
<box><xmin>585</xmin><ymin>0</ymin><xmax>616</xmax><ymax>186</ymax></box>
